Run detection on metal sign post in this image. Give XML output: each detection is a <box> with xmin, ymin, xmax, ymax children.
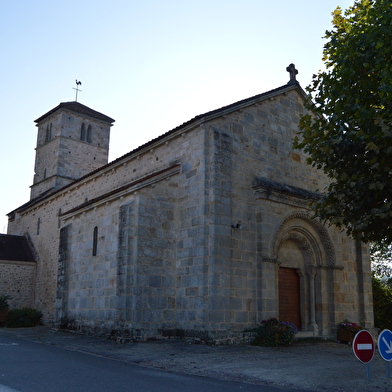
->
<box><xmin>377</xmin><ymin>329</ymin><xmax>392</xmax><ymax>378</ymax></box>
<box><xmin>352</xmin><ymin>330</ymin><xmax>375</xmax><ymax>381</ymax></box>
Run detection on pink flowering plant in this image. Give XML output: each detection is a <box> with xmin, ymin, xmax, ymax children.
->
<box><xmin>338</xmin><ymin>319</ymin><xmax>363</xmax><ymax>333</ymax></box>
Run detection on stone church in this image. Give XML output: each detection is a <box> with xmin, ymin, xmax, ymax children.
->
<box><xmin>2</xmin><ymin>67</ymin><xmax>373</xmax><ymax>340</ymax></box>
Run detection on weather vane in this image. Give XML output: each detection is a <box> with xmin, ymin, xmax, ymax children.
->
<box><xmin>73</xmin><ymin>80</ymin><xmax>82</xmax><ymax>102</ymax></box>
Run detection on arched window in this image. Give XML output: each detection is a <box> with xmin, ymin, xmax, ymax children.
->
<box><xmin>80</xmin><ymin>123</ymin><xmax>86</xmax><ymax>141</ymax></box>
<box><xmin>92</xmin><ymin>226</ymin><xmax>98</xmax><ymax>256</ymax></box>
<box><xmin>87</xmin><ymin>125</ymin><xmax>92</xmax><ymax>143</ymax></box>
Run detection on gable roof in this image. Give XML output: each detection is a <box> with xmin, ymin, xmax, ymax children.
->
<box><xmin>34</xmin><ymin>101</ymin><xmax>115</xmax><ymax>125</ymax></box>
<box><xmin>9</xmin><ymin>82</ymin><xmax>308</xmax><ymax>215</ymax></box>
<box><xmin>0</xmin><ymin>234</ymin><xmax>35</xmax><ymax>262</ymax></box>
<box><xmin>93</xmin><ymin>82</ymin><xmax>307</xmax><ymax>171</ymax></box>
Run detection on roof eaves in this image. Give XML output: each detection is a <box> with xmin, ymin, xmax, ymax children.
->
<box><xmin>34</xmin><ymin>102</ymin><xmax>115</xmax><ymax>124</ymax></box>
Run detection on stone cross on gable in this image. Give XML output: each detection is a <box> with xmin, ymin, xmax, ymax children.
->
<box><xmin>286</xmin><ymin>63</ymin><xmax>298</xmax><ymax>85</ymax></box>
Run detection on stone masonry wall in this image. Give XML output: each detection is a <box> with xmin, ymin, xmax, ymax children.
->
<box><xmin>7</xmin><ymin>86</ymin><xmax>373</xmax><ymax>336</ymax></box>
<box><xmin>31</xmin><ymin>110</ymin><xmax>111</xmax><ymax>199</ymax></box>
<box><xmin>197</xmin><ymin>88</ymin><xmax>373</xmax><ymax>333</ymax></box>
<box><xmin>57</xmin><ymin>177</ymin><xmax>178</xmax><ymax>333</ymax></box>
<box><xmin>0</xmin><ymin>260</ymin><xmax>36</xmax><ymax>309</ymax></box>
<box><xmin>8</xmin><ymin>123</ymin><xmax>206</xmax><ymax>325</ymax></box>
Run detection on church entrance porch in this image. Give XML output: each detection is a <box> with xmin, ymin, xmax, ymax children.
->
<box><xmin>260</xmin><ymin>213</ymin><xmax>339</xmax><ymax>337</ymax></box>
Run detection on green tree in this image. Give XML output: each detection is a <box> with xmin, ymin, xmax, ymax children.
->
<box><xmin>372</xmin><ymin>275</ymin><xmax>392</xmax><ymax>330</ymax></box>
<box><xmin>370</xmin><ymin>241</ymin><xmax>392</xmax><ymax>278</ymax></box>
<box><xmin>294</xmin><ymin>0</ymin><xmax>392</xmax><ymax>243</ymax></box>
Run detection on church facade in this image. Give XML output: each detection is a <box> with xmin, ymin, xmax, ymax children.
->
<box><xmin>5</xmin><ymin>74</ymin><xmax>374</xmax><ymax>340</ymax></box>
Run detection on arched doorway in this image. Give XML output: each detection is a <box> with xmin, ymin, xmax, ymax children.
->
<box><xmin>272</xmin><ymin>213</ymin><xmax>336</xmax><ymax>336</ymax></box>
<box><xmin>278</xmin><ymin>267</ymin><xmax>301</xmax><ymax>330</ymax></box>
<box><xmin>276</xmin><ymin>234</ymin><xmax>311</xmax><ymax>332</ymax></box>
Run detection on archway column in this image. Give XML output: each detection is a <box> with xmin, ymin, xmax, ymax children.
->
<box><xmin>306</xmin><ymin>265</ymin><xmax>318</xmax><ymax>334</ymax></box>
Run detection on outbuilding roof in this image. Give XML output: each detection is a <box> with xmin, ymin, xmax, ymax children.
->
<box><xmin>0</xmin><ymin>234</ymin><xmax>35</xmax><ymax>262</ymax></box>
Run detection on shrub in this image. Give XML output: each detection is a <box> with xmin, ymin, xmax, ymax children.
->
<box><xmin>250</xmin><ymin>317</ymin><xmax>298</xmax><ymax>347</ymax></box>
<box><xmin>5</xmin><ymin>308</ymin><xmax>43</xmax><ymax>328</ymax></box>
<box><xmin>0</xmin><ymin>295</ymin><xmax>12</xmax><ymax>310</ymax></box>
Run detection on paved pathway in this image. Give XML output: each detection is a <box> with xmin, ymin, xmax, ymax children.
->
<box><xmin>1</xmin><ymin>327</ymin><xmax>391</xmax><ymax>391</ymax></box>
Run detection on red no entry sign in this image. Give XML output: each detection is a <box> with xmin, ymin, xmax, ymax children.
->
<box><xmin>353</xmin><ymin>330</ymin><xmax>375</xmax><ymax>364</ymax></box>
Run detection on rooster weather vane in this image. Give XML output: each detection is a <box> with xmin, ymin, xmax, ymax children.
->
<box><xmin>73</xmin><ymin>80</ymin><xmax>82</xmax><ymax>102</ymax></box>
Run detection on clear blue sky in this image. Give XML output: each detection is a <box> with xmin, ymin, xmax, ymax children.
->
<box><xmin>0</xmin><ymin>0</ymin><xmax>353</xmax><ymax>233</ymax></box>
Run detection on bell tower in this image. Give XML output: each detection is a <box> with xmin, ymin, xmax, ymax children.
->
<box><xmin>30</xmin><ymin>102</ymin><xmax>115</xmax><ymax>200</ymax></box>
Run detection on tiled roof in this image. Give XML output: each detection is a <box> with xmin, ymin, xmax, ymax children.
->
<box><xmin>34</xmin><ymin>101</ymin><xmax>115</xmax><ymax>124</ymax></box>
<box><xmin>0</xmin><ymin>234</ymin><xmax>35</xmax><ymax>262</ymax></box>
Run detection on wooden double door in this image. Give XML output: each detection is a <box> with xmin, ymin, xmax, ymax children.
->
<box><xmin>278</xmin><ymin>267</ymin><xmax>301</xmax><ymax>330</ymax></box>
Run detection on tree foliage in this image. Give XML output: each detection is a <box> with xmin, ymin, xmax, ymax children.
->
<box><xmin>294</xmin><ymin>0</ymin><xmax>392</xmax><ymax>243</ymax></box>
<box><xmin>372</xmin><ymin>275</ymin><xmax>392</xmax><ymax>330</ymax></box>
<box><xmin>370</xmin><ymin>240</ymin><xmax>392</xmax><ymax>277</ymax></box>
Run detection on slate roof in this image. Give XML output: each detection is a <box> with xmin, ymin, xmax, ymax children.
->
<box><xmin>34</xmin><ymin>101</ymin><xmax>115</xmax><ymax>124</ymax></box>
<box><xmin>0</xmin><ymin>234</ymin><xmax>35</xmax><ymax>262</ymax></box>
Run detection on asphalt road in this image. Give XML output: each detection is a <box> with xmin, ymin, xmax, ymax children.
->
<box><xmin>0</xmin><ymin>334</ymin><xmax>303</xmax><ymax>392</ymax></box>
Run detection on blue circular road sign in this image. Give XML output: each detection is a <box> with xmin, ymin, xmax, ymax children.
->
<box><xmin>378</xmin><ymin>329</ymin><xmax>392</xmax><ymax>361</ymax></box>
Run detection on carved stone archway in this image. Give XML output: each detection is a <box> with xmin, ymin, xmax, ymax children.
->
<box><xmin>276</xmin><ymin>230</ymin><xmax>318</xmax><ymax>333</ymax></box>
<box><xmin>272</xmin><ymin>212</ymin><xmax>336</xmax><ymax>267</ymax></box>
<box><xmin>270</xmin><ymin>213</ymin><xmax>337</xmax><ymax>336</ymax></box>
